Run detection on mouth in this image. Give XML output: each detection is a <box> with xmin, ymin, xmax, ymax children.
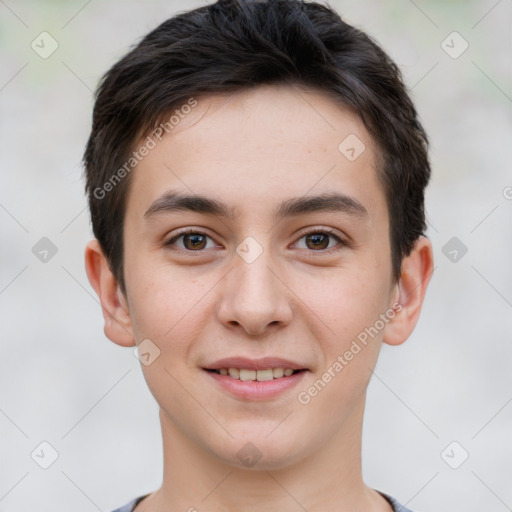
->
<box><xmin>202</xmin><ymin>357</ymin><xmax>309</xmax><ymax>400</ymax></box>
<box><xmin>205</xmin><ymin>367</ymin><xmax>304</xmax><ymax>381</ymax></box>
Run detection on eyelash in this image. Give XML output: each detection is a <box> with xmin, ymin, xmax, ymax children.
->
<box><xmin>164</xmin><ymin>227</ymin><xmax>347</xmax><ymax>254</ymax></box>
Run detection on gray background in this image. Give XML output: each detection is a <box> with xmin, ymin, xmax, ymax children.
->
<box><xmin>1</xmin><ymin>0</ymin><xmax>511</xmax><ymax>511</ymax></box>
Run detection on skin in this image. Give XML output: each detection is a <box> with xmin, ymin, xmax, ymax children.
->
<box><xmin>85</xmin><ymin>84</ymin><xmax>433</xmax><ymax>512</ymax></box>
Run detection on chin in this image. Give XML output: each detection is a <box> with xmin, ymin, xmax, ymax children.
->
<box><xmin>210</xmin><ymin>431</ymin><xmax>310</xmax><ymax>471</ymax></box>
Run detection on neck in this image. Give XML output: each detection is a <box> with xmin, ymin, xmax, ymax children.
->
<box><xmin>137</xmin><ymin>398</ymin><xmax>392</xmax><ymax>512</ymax></box>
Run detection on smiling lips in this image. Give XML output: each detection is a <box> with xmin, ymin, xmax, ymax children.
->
<box><xmin>204</xmin><ymin>357</ymin><xmax>308</xmax><ymax>398</ymax></box>
<box><xmin>213</xmin><ymin>367</ymin><xmax>297</xmax><ymax>381</ymax></box>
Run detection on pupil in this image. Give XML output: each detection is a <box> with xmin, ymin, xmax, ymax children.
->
<box><xmin>307</xmin><ymin>233</ymin><xmax>328</xmax><ymax>250</ymax></box>
<box><xmin>185</xmin><ymin>234</ymin><xmax>206</xmax><ymax>250</ymax></box>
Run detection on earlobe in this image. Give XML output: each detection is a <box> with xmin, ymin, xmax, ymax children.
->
<box><xmin>383</xmin><ymin>236</ymin><xmax>434</xmax><ymax>346</ymax></box>
<box><xmin>84</xmin><ymin>239</ymin><xmax>135</xmax><ymax>347</ymax></box>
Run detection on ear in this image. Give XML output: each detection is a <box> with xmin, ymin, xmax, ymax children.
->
<box><xmin>383</xmin><ymin>236</ymin><xmax>434</xmax><ymax>346</ymax></box>
<box><xmin>84</xmin><ymin>239</ymin><xmax>135</xmax><ymax>347</ymax></box>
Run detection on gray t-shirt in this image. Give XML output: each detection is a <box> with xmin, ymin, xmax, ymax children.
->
<box><xmin>111</xmin><ymin>491</ymin><xmax>414</xmax><ymax>511</ymax></box>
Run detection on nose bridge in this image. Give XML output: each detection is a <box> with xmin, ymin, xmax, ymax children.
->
<box><xmin>235</xmin><ymin>250</ymin><xmax>276</xmax><ymax>303</ymax></box>
<box><xmin>217</xmin><ymin>239</ymin><xmax>292</xmax><ymax>335</ymax></box>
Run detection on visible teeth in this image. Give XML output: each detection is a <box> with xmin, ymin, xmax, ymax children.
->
<box><xmin>256</xmin><ymin>369</ymin><xmax>273</xmax><ymax>381</ymax></box>
<box><xmin>239</xmin><ymin>369</ymin><xmax>257</xmax><ymax>381</ymax></box>
<box><xmin>216</xmin><ymin>367</ymin><xmax>298</xmax><ymax>381</ymax></box>
<box><xmin>272</xmin><ymin>368</ymin><xmax>284</xmax><ymax>378</ymax></box>
<box><xmin>228</xmin><ymin>368</ymin><xmax>240</xmax><ymax>379</ymax></box>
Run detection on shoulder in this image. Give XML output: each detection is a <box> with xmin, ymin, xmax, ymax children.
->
<box><xmin>111</xmin><ymin>492</ymin><xmax>414</xmax><ymax>512</ymax></box>
<box><xmin>110</xmin><ymin>494</ymin><xmax>149</xmax><ymax>512</ymax></box>
<box><xmin>379</xmin><ymin>491</ymin><xmax>416</xmax><ymax>512</ymax></box>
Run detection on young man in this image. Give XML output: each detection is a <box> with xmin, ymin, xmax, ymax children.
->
<box><xmin>83</xmin><ymin>1</ymin><xmax>433</xmax><ymax>510</ymax></box>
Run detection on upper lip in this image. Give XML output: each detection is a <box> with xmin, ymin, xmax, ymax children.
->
<box><xmin>204</xmin><ymin>356</ymin><xmax>308</xmax><ymax>371</ymax></box>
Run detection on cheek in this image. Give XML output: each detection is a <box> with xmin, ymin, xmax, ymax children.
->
<box><xmin>294</xmin><ymin>269</ymin><xmax>390</xmax><ymax>427</ymax></box>
<box><xmin>125</xmin><ymin>260</ymin><xmax>214</xmax><ymax>345</ymax></box>
<box><xmin>125</xmin><ymin>268</ymin><xmax>212</xmax><ymax>409</ymax></box>
<box><xmin>302</xmin><ymin>261</ymin><xmax>392</xmax><ymax>349</ymax></box>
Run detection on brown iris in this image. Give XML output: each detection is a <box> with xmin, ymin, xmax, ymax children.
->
<box><xmin>305</xmin><ymin>233</ymin><xmax>330</xmax><ymax>250</ymax></box>
<box><xmin>183</xmin><ymin>233</ymin><xmax>208</xmax><ymax>250</ymax></box>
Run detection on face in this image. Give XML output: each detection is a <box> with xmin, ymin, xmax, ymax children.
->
<box><xmin>120</xmin><ymin>84</ymin><xmax>400</xmax><ymax>469</ymax></box>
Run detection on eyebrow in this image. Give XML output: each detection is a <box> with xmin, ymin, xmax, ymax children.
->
<box><xmin>143</xmin><ymin>190</ymin><xmax>368</xmax><ymax>222</ymax></box>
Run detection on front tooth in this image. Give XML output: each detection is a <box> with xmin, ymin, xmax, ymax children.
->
<box><xmin>228</xmin><ymin>368</ymin><xmax>240</xmax><ymax>379</ymax></box>
<box><xmin>219</xmin><ymin>368</ymin><xmax>228</xmax><ymax>375</ymax></box>
<box><xmin>272</xmin><ymin>368</ymin><xmax>284</xmax><ymax>378</ymax></box>
<box><xmin>239</xmin><ymin>369</ymin><xmax>256</xmax><ymax>381</ymax></box>
<box><xmin>256</xmin><ymin>369</ymin><xmax>274</xmax><ymax>381</ymax></box>
<box><xmin>283</xmin><ymin>368</ymin><xmax>294</xmax><ymax>377</ymax></box>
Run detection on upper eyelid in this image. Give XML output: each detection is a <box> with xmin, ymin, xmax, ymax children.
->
<box><xmin>295</xmin><ymin>226</ymin><xmax>341</xmax><ymax>238</ymax></box>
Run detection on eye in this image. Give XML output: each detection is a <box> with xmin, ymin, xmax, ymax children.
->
<box><xmin>294</xmin><ymin>228</ymin><xmax>346</xmax><ymax>251</ymax></box>
<box><xmin>164</xmin><ymin>229</ymin><xmax>218</xmax><ymax>251</ymax></box>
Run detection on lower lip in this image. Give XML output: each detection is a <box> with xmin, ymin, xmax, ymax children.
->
<box><xmin>205</xmin><ymin>370</ymin><xmax>307</xmax><ymax>400</ymax></box>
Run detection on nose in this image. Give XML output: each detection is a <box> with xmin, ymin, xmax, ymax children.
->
<box><xmin>216</xmin><ymin>245</ymin><xmax>293</xmax><ymax>337</ymax></box>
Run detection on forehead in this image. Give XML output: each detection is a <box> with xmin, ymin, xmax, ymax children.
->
<box><xmin>125</xmin><ymin>84</ymin><xmax>386</xmax><ymax>226</ymax></box>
